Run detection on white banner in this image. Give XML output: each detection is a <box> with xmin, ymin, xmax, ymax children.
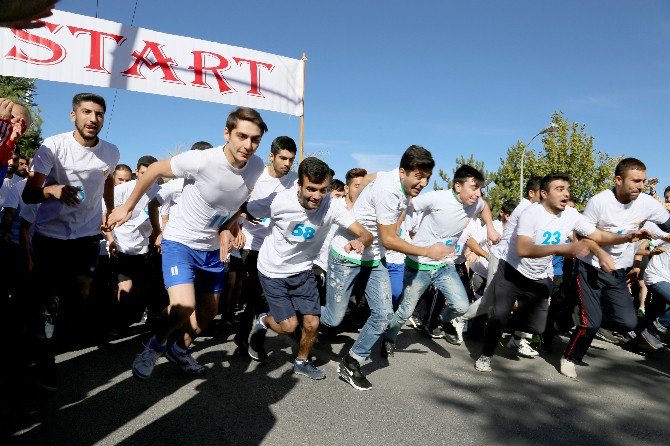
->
<box><xmin>0</xmin><ymin>10</ymin><xmax>304</xmax><ymax>116</ymax></box>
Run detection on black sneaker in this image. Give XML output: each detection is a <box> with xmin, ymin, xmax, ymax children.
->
<box><xmin>248</xmin><ymin>314</ymin><xmax>268</xmax><ymax>361</ymax></box>
<box><xmin>380</xmin><ymin>340</ymin><xmax>395</xmax><ymax>359</ymax></box>
<box><xmin>36</xmin><ymin>362</ymin><xmax>59</xmax><ymax>392</ymax></box>
<box><xmin>338</xmin><ymin>355</ymin><xmax>372</xmax><ymax>391</ymax></box>
<box><xmin>442</xmin><ymin>323</ymin><xmax>461</xmax><ymax>346</ymax></box>
<box><xmin>408</xmin><ymin>315</ymin><xmax>423</xmax><ymax>330</ymax></box>
<box><xmin>424</xmin><ymin>325</ymin><xmax>445</xmax><ymax>339</ymax></box>
<box><xmin>233</xmin><ymin>332</ymin><xmax>249</xmax><ymax>357</ymax></box>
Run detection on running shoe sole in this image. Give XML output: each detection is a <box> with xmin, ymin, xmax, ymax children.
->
<box><xmin>337</xmin><ymin>365</ymin><xmax>372</xmax><ymax>391</ymax></box>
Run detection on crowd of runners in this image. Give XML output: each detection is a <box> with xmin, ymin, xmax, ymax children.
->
<box><xmin>1</xmin><ymin>92</ymin><xmax>670</xmax><ymax>393</ymax></box>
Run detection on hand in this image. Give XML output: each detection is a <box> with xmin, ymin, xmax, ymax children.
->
<box><xmin>9</xmin><ymin>116</ymin><xmax>27</xmax><ymax>142</ymax></box>
<box><xmin>650</xmin><ymin>246</ymin><xmax>667</xmax><ymax>257</ymax></box>
<box><xmin>0</xmin><ymin>99</ymin><xmax>13</xmax><ymax>120</ymax></box>
<box><xmin>487</xmin><ymin>226</ymin><xmax>502</xmax><ymax>245</ymax></box>
<box><xmin>152</xmin><ymin>231</ymin><xmax>163</xmax><ymax>253</ymax></box>
<box><xmin>628</xmin><ymin>228</ymin><xmax>653</xmax><ymax>243</ymax></box>
<box><xmin>0</xmin><ymin>0</ymin><xmax>57</xmax><ymax>29</ymax></box>
<box><xmin>566</xmin><ymin>240</ymin><xmax>591</xmax><ymax>259</ymax></box>
<box><xmin>425</xmin><ymin>243</ymin><xmax>455</xmax><ymax>261</ymax></box>
<box><xmin>596</xmin><ymin>252</ymin><xmax>616</xmax><ymax>273</ymax></box>
<box><xmin>626</xmin><ymin>268</ymin><xmax>640</xmax><ymax>287</ymax></box>
<box><xmin>465</xmin><ymin>251</ymin><xmax>479</xmax><ymax>266</ymax></box>
<box><xmin>344</xmin><ymin>239</ymin><xmax>365</xmax><ymax>254</ymax></box>
<box><xmin>648</xmin><ymin>178</ymin><xmax>659</xmax><ymax>187</ymax></box>
<box><xmin>45</xmin><ymin>184</ymin><xmax>80</xmax><ymax>206</ymax></box>
<box><xmin>108</xmin><ymin>240</ymin><xmax>119</xmax><ymax>258</ymax></box>
<box><xmin>106</xmin><ymin>205</ymin><xmax>132</xmax><ymax>230</ymax></box>
<box><xmin>234</xmin><ymin>230</ymin><xmax>245</xmax><ymax>250</ymax></box>
<box><xmin>219</xmin><ymin>229</ymin><xmax>236</xmax><ymax>262</ymax></box>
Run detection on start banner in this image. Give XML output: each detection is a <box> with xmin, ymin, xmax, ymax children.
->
<box><xmin>0</xmin><ymin>10</ymin><xmax>304</xmax><ymax>116</ymax></box>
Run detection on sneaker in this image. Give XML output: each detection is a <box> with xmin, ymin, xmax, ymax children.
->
<box><xmin>380</xmin><ymin>340</ymin><xmax>395</xmax><ymax>359</ymax></box>
<box><xmin>652</xmin><ymin>319</ymin><xmax>668</xmax><ymax>335</ymax></box>
<box><xmin>560</xmin><ymin>357</ymin><xmax>577</xmax><ymax>379</ymax></box>
<box><xmin>338</xmin><ymin>355</ymin><xmax>372</xmax><ymax>391</ymax></box>
<box><xmin>294</xmin><ymin>359</ymin><xmax>326</xmax><ymax>380</ymax></box>
<box><xmin>474</xmin><ymin>354</ymin><xmax>492</xmax><ymax>372</ymax></box>
<box><xmin>408</xmin><ymin>315</ymin><xmax>423</xmax><ymax>330</ymax></box>
<box><xmin>234</xmin><ymin>332</ymin><xmax>249</xmax><ymax>357</ymax></box>
<box><xmin>248</xmin><ymin>314</ymin><xmax>268</xmax><ymax>362</ymax></box>
<box><xmin>640</xmin><ymin>328</ymin><xmax>664</xmax><ymax>350</ymax></box>
<box><xmin>166</xmin><ymin>344</ymin><xmax>206</xmax><ymax>375</ymax></box>
<box><xmin>36</xmin><ymin>360</ymin><xmax>59</xmax><ymax>391</ymax></box>
<box><xmin>595</xmin><ymin>328</ymin><xmax>623</xmax><ymax>344</ymax></box>
<box><xmin>539</xmin><ymin>334</ymin><xmax>554</xmax><ymax>353</ymax></box>
<box><xmin>132</xmin><ymin>341</ymin><xmax>165</xmax><ymax>380</ymax></box>
<box><xmin>637</xmin><ymin>307</ymin><xmax>646</xmax><ymax>318</ymax></box>
<box><xmin>442</xmin><ymin>323</ymin><xmax>461</xmax><ymax>346</ymax></box>
<box><xmin>506</xmin><ymin>337</ymin><xmax>538</xmax><ymax>358</ymax></box>
<box><xmin>424</xmin><ymin>325</ymin><xmax>445</xmax><ymax>339</ymax></box>
<box><xmin>452</xmin><ymin>317</ymin><xmax>465</xmax><ymax>344</ymax></box>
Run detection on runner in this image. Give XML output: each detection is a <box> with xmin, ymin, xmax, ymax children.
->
<box><xmin>234</xmin><ymin>136</ymin><xmax>297</xmax><ymax>357</ymax></box>
<box><xmin>321</xmin><ymin>146</ymin><xmax>453</xmax><ymax>391</ymax></box>
<box><xmin>383</xmin><ymin>165</ymin><xmax>500</xmax><ymax>355</ymax></box>
<box><xmin>221</xmin><ymin>157</ymin><xmax>372</xmax><ymax>379</ymax></box>
<box><xmin>107</xmin><ymin>107</ymin><xmax>266</xmax><ymax>380</ymax></box>
<box><xmin>22</xmin><ymin>93</ymin><xmax>119</xmax><ymax>391</ymax></box>
<box><xmin>473</xmin><ymin>173</ymin><xmax>648</xmax><ymax>374</ymax></box>
<box><xmin>561</xmin><ymin>158</ymin><xmax>670</xmax><ymax>379</ymax></box>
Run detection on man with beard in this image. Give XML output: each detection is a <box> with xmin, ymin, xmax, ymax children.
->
<box><xmin>22</xmin><ymin>93</ymin><xmax>120</xmax><ymax>391</ymax></box>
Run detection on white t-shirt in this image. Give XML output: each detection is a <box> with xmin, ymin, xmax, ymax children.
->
<box><xmin>331</xmin><ymin>168</ymin><xmax>408</xmax><ymax>263</ymax></box>
<box><xmin>248</xmin><ymin>186</ymin><xmax>357</xmax><ymax>278</ymax></box>
<box><xmin>31</xmin><ymin>131</ymin><xmax>120</xmax><ymax>240</ymax></box>
<box><xmin>385</xmin><ymin>212</ymin><xmax>417</xmax><ymax>265</ymax></box>
<box><xmin>162</xmin><ymin>147</ymin><xmax>264</xmax><ymax>251</ymax></box>
<box><xmin>507</xmin><ymin>204</ymin><xmax>596</xmax><ymax>280</ymax></box>
<box><xmin>2</xmin><ymin>177</ymin><xmax>27</xmax><ymax>244</ymax></box>
<box><xmin>154</xmin><ymin>178</ymin><xmax>185</xmax><ymax>210</ymax></box>
<box><xmin>408</xmin><ymin>190</ymin><xmax>485</xmax><ymax>266</ymax></box>
<box><xmin>113</xmin><ymin>179</ymin><xmax>161</xmax><ymax>255</ymax></box>
<box><xmin>314</xmin><ymin>213</ymin><xmax>341</xmax><ymax>270</ymax></box>
<box><xmin>644</xmin><ymin>240</ymin><xmax>670</xmax><ymax>285</ymax></box>
<box><xmin>0</xmin><ymin>175</ymin><xmax>24</xmax><ymax>209</ymax></box>
<box><xmin>490</xmin><ymin>198</ymin><xmax>532</xmax><ymax>261</ymax></box>
<box><xmin>242</xmin><ymin>168</ymin><xmax>298</xmax><ymax>251</ymax></box>
<box><xmin>470</xmin><ymin>219</ymin><xmax>505</xmax><ymax>278</ymax></box>
<box><xmin>578</xmin><ymin>189</ymin><xmax>670</xmax><ymax>270</ymax></box>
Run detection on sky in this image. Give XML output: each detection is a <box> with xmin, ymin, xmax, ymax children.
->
<box><xmin>24</xmin><ymin>0</ymin><xmax>670</xmax><ymax>187</ymax></box>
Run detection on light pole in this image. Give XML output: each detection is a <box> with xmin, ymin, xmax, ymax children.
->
<box><xmin>519</xmin><ymin>122</ymin><xmax>559</xmax><ymax>200</ymax></box>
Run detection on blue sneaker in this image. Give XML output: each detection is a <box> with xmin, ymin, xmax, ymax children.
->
<box><xmin>132</xmin><ymin>340</ymin><xmax>165</xmax><ymax>380</ymax></box>
<box><xmin>166</xmin><ymin>344</ymin><xmax>206</xmax><ymax>375</ymax></box>
<box><xmin>294</xmin><ymin>359</ymin><xmax>326</xmax><ymax>380</ymax></box>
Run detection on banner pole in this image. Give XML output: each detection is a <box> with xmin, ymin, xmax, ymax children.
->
<box><xmin>299</xmin><ymin>52</ymin><xmax>307</xmax><ymax>162</ymax></box>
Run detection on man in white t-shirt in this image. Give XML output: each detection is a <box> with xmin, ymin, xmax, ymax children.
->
<box><xmin>107</xmin><ymin>156</ymin><xmax>160</xmax><ymax>329</ymax></box>
<box><xmin>22</xmin><ymin>93</ymin><xmax>120</xmax><ymax>391</ymax></box>
<box><xmin>383</xmin><ymin>165</ymin><xmax>499</xmax><ymax>355</ymax></box>
<box><xmin>562</xmin><ymin>158</ymin><xmax>670</xmax><ymax>378</ymax></box>
<box><xmin>233</xmin><ymin>136</ymin><xmax>297</xmax><ymax>356</ymax></box>
<box><xmin>221</xmin><ymin>157</ymin><xmax>372</xmax><ymax>379</ymax></box>
<box><xmin>321</xmin><ymin>146</ymin><xmax>458</xmax><ymax>391</ymax></box>
<box><xmin>0</xmin><ymin>98</ymin><xmax>31</xmax><ymax>189</ymax></box>
<box><xmin>107</xmin><ymin>107</ymin><xmax>266</xmax><ymax>381</ymax></box>
<box><xmin>473</xmin><ymin>173</ymin><xmax>648</xmax><ymax>375</ymax></box>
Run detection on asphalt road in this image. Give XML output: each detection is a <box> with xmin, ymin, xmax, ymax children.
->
<box><xmin>3</xmin><ymin>321</ymin><xmax>670</xmax><ymax>446</ymax></box>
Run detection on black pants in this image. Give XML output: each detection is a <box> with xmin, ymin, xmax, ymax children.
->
<box><xmin>564</xmin><ymin>260</ymin><xmax>638</xmax><ymax>362</ymax></box>
<box><xmin>236</xmin><ymin>249</ymin><xmax>267</xmax><ymax>341</ymax></box>
<box><xmin>482</xmin><ymin>260</ymin><xmax>551</xmax><ymax>357</ymax></box>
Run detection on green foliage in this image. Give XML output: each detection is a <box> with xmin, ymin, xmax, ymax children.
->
<box><xmin>0</xmin><ymin>75</ymin><xmax>43</xmax><ymax>156</ymax></box>
<box><xmin>486</xmin><ymin>112</ymin><xmax>619</xmax><ymax>211</ymax></box>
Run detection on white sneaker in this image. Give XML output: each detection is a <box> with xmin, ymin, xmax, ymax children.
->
<box><xmin>506</xmin><ymin>337</ymin><xmax>539</xmax><ymax>358</ymax></box>
<box><xmin>452</xmin><ymin>317</ymin><xmax>465</xmax><ymax>344</ymax></box>
<box><xmin>560</xmin><ymin>357</ymin><xmax>577</xmax><ymax>379</ymax></box>
<box><xmin>475</xmin><ymin>354</ymin><xmax>492</xmax><ymax>372</ymax></box>
<box><xmin>43</xmin><ymin>310</ymin><xmax>55</xmax><ymax>339</ymax></box>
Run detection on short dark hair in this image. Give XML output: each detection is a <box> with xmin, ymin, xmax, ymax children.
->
<box><xmin>72</xmin><ymin>93</ymin><xmax>106</xmax><ymax>112</ymax></box>
<box><xmin>524</xmin><ymin>176</ymin><xmax>542</xmax><ymax>197</ymax></box>
<box><xmin>137</xmin><ymin>155</ymin><xmax>158</xmax><ymax>170</ymax></box>
<box><xmin>345</xmin><ymin>168</ymin><xmax>367</xmax><ymax>185</ymax></box>
<box><xmin>225</xmin><ymin>107</ymin><xmax>268</xmax><ymax>135</ymax></box>
<box><xmin>540</xmin><ymin>173</ymin><xmax>571</xmax><ymax>193</ymax></box>
<box><xmin>567</xmin><ymin>196</ymin><xmax>578</xmax><ymax>206</ymax></box>
<box><xmin>615</xmin><ymin>157</ymin><xmax>646</xmax><ymax>178</ymax></box>
<box><xmin>399</xmin><ymin>145</ymin><xmax>435</xmax><ymax>172</ymax></box>
<box><xmin>191</xmin><ymin>141</ymin><xmax>213</xmax><ymax>151</ymax></box>
<box><xmin>18</xmin><ymin>153</ymin><xmax>28</xmax><ymax>162</ymax></box>
<box><xmin>453</xmin><ymin>165</ymin><xmax>485</xmax><ymax>187</ymax></box>
<box><xmin>297</xmin><ymin>157</ymin><xmax>331</xmax><ymax>185</ymax></box>
<box><xmin>330</xmin><ymin>179</ymin><xmax>345</xmax><ymax>192</ymax></box>
<box><xmin>664</xmin><ymin>186</ymin><xmax>670</xmax><ymax>196</ymax></box>
<box><xmin>500</xmin><ymin>200</ymin><xmax>518</xmax><ymax>216</ymax></box>
<box><xmin>270</xmin><ymin>136</ymin><xmax>297</xmax><ymax>155</ymax></box>
<box><xmin>114</xmin><ymin>164</ymin><xmax>132</xmax><ymax>174</ymax></box>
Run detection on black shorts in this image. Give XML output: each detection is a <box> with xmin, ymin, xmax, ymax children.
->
<box><xmin>258</xmin><ymin>270</ymin><xmax>321</xmax><ymax>323</ymax></box>
<box><xmin>116</xmin><ymin>252</ymin><xmax>149</xmax><ymax>282</ymax></box>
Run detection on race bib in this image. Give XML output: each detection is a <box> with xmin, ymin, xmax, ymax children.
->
<box><xmin>287</xmin><ymin>221</ymin><xmax>318</xmax><ymax>242</ymax></box>
<box><xmin>443</xmin><ymin>237</ymin><xmax>463</xmax><ymax>255</ymax></box>
<box><xmin>207</xmin><ymin>211</ymin><xmax>230</xmax><ymax>229</ymax></box>
<box><xmin>535</xmin><ymin>229</ymin><xmax>569</xmax><ymax>246</ymax></box>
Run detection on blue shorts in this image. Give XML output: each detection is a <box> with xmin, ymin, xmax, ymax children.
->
<box><xmin>258</xmin><ymin>270</ymin><xmax>321</xmax><ymax>323</ymax></box>
<box><xmin>162</xmin><ymin>239</ymin><xmax>225</xmax><ymax>294</ymax></box>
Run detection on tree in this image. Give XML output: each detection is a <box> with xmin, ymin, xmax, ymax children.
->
<box><xmin>0</xmin><ymin>75</ymin><xmax>43</xmax><ymax>156</ymax></box>
<box><xmin>486</xmin><ymin>112</ymin><xmax>619</xmax><ymax>211</ymax></box>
